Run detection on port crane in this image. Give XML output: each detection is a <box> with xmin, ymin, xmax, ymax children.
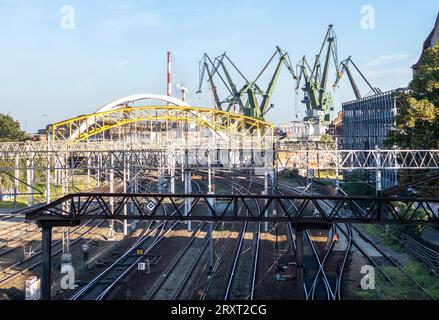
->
<box><xmin>295</xmin><ymin>25</ymin><xmax>340</xmax><ymax>124</ymax></box>
<box><xmin>197</xmin><ymin>46</ymin><xmax>296</xmax><ymax>121</ymax></box>
<box><xmin>332</xmin><ymin>56</ymin><xmax>381</xmax><ymax>99</ymax></box>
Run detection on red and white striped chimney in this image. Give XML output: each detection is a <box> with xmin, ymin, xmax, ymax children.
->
<box><xmin>167</xmin><ymin>51</ymin><xmax>172</xmax><ymax>97</ymax></box>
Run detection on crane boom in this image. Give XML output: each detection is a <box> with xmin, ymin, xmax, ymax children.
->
<box><xmin>197</xmin><ymin>54</ymin><xmax>222</xmax><ymax>109</ymax></box>
<box><xmin>197</xmin><ymin>47</ymin><xmax>296</xmax><ymax>121</ymax></box>
<box><xmin>333</xmin><ymin>56</ymin><xmax>381</xmax><ymax>99</ymax></box>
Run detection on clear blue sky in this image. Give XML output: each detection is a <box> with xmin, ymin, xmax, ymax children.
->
<box><xmin>0</xmin><ymin>0</ymin><xmax>438</xmax><ymax>132</ymax></box>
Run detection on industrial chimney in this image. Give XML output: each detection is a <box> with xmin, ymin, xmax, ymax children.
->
<box><xmin>167</xmin><ymin>51</ymin><xmax>172</xmax><ymax>97</ymax></box>
<box><xmin>180</xmin><ymin>86</ymin><xmax>187</xmax><ymax>102</ymax></box>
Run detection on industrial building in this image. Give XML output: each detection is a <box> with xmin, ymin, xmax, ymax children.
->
<box><xmin>341</xmin><ymin>90</ymin><xmax>400</xmax><ymax>190</ymax></box>
<box><xmin>342</xmin><ymin>90</ymin><xmax>398</xmax><ymax>150</ymax></box>
<box><xmin>279</xmin><ymin>120</ymin><xmax>327</xmax><ymax>142</ymax></box>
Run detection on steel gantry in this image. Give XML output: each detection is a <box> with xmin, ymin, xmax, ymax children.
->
<box><xmin>25</xmin><ymin>192</ymin><xmax>439</xmax><ymax>225</ymax></box>
<box><xmin>24</xmin><ymin>191</ymin><xmax>439</xmax><ymax>299</ymax></box>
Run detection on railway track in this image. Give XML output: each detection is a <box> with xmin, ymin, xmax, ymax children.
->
<box><xmin>0</xmin><ymin>218</ymin><xmax>106</xmax><ymax>290</ymax></box>
<box><xmin>167</xmin><ymin>173</ymin><xmax>261</xmax><ymax>301</ymax></box>
<box><xmin>284</xmin><ymin>177</ymin><xmax>434</xmax><ymax>300</ymax></box>
<box><xmin>146</xmin><ymin>221</ymin><xmax>214</xmax><ymax>300</ymax></box>
<box><xmin>71</xmin><ymin>219</ymin><xmax>168</xmax><ymax>300</ymax></box>
<box><xmin>238</xmin><ymin>173</ymin><xmax>353</xmax><ymax>300</ymax></box>
<box><xmin>140</xmin><ymin>176</ymin><xmax>224</xmax><ymax>300</ymax></box>
<box><xmin>0</xmin><ymin>222</ymin><xmax>36</xmax><ymax>236</ymax></box>
<box><xmin>212</xmin><ymin>172</ymin><xmax>331</xmax><ymax>300</ymax></box>
<box><xmin>0</xmin><ymin>221</ymin><xmax>46</xmax><ymax>258</ymax></box>
<box><xmin>341</xmin><ymin>223</ymin><xmax>434</xmax><ymax>300</ymax></box>
<box><xmin>222</xmin><ymin>179</ymin><xmax>261</xmax><ymax>300</ymax></box>
<box><xmin>273</xmin><ymin>182</ymin><xmax>335</xmax><ymax>299</ymax></box>
<box><xmin>70</xmin><ymin>180</ymin><xmax>202</xmax><ymax>300</ymax></box>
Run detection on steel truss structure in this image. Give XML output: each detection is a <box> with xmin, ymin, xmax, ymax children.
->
<box><xmin>47</xmin><ymin>105</ymin><xmax>274</xmax><ymax>142</ymax></box>
<box><xmin>276</xmin><ymin>149</ymin><xmax>439</xmax><ymax>170</ymax></box>
<box><xmin>2</xmin><ymin>143</ymin><xmax>439</xmax><ymax>170</ymax></box>
<box><xmin>2</xmin><ymin>143</ymin><xmax>439</xmax><ymax>206</ymax></box>
<box><xmin>25</xmin><ymin>192</ymin><xmax>439</xmax><ymax>225</ymax></box>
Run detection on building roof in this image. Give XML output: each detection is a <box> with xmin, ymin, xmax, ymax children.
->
<box><xmin>413</xmin><ymin>12</ymin><xmax>439</xmax><ymax>69</ymax></box>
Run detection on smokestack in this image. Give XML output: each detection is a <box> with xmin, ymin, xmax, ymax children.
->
<box><xmin>180</xmin><ymin>87</ymin><xmax>187</xmax><ymax>102</ymax></box>
<box><xmin>167</xmin><ymin>51</ymin><xmax>172</xmax><ymax>97</ymax></box>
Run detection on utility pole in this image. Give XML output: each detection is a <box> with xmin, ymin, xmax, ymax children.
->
<box><xmin>207</xmin><ymin>150</ymin><xmax>214</xmax><ymax>273</ymax></box>
<box><xmin>295</xmin><ymin>227</ymin><xmax>305</xmax><ymax>300</ymax></box>
<box><xmin>108</xmin><ymin>152</ymin><xmax>115</xmax><ymax>240</ymax></box>
<box><xmin>123</xmin><ymin>149</ymin><xmax>128</xmax><ymax>236</ymax></box>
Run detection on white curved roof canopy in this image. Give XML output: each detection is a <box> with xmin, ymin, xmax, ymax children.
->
<box><xmin>68</xmin><ymin>93</ymin><xmax>228</xmax><ymax>141</ymax></box>
<box><xmin>96</xmin><ymin>93</ymin><xmax>190</xmax><ymax>112</ymax></box>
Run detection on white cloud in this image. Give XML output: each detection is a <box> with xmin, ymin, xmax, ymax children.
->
<box><xmin>98</xmin><ymin>11</ymin><xmax>163</xmax><ymax>29</ymax></box>
<box><xmin>355</xmin><ymin>53</ymin><xmax>419</xmax><ymax>91</ymax></box>
<box><xmin>363</xmin><ymin>53</ymin><xmax>415</xmax><ymax>68</ymax></box>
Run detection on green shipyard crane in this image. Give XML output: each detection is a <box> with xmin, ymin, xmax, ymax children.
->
<box><xmin>333</xmin><ymin>56</ymin><xmax>381</xmax><ymax>99</ymax></box>
<box><xmin>197</xmin><ymin>47</ymin><xmax>296</xmax><ymax>121</ymax></box>
<box><xmin>295</xmin><ymin>25</ymin><xmax>340</xmax><ymax>124</ymax></box>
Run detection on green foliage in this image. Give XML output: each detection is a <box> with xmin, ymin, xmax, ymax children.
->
<box><xmin>404</xmin><ymin>260</ymin><xmax>439</xmax><ymax>299</ymax></box>
<box><xmin>362</xmin><ymin>224</ymin><xmax>404</xmax><ymax>252</ymax></box>
<box><xmin>0</xmin><ymin>172</ymin><xmax>14</xmax><ymax>194</ymax></box>
<box><xmin>320</xmin><ymin>133</ymin><xmax>335</xmax><ymax>148</ymax></box>
<box><xmin>0</xmin><ymin>201</ymin><xmax>27</xmax><ymax>209</ymax></box>
<box><xmin>0</xmin><ymin>113</ymin><xmax>27</xmax><ymax>142</ymax></box>
<box><xmin>386</xmin><ymin>43</ymin><xmax>439</xmax><ymax>148</ymax></box>
<box><xmin>342</xmin><ymin>172</ymin><xmax>375</xmax><ymax>196</ymax></box>
<box><xmin>393</xmin><ymin>202</ymin><xmax>428</xmax><ymax>234</ymax></box>
<box><xmin>358</xmin><ymin>225</ymin><xmax>439</xmax><ymax>300</ymax></box>
<box><xmin>358</xmin><ymin>260</ymin><xmax>439</xmax><ymax>300</ymax></box>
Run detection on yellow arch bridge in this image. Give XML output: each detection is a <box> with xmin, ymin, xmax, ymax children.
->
<box><xmin>47</xmin><ymin>105</ymin><xmax>274</xmax><ymax>142</ymax></box>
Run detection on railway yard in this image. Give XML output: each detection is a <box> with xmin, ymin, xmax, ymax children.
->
<box><xmin>0</xmin><ymin>170</ymin><xmax>437</xmax><ymax>301</ymax></box>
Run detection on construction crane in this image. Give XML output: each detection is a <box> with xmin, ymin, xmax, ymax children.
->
<box><xmin>333</xmin><ymin>56</ymin><xmax>381</xmax><ymax>99</ymax></box>
<box><xmin>295</xmin><ymin>25</ymin><xmax>340</xmax><ymax>124</ymax></box>
<box><xmin>197</xmin><ymin>46</ymin><xmax>296</xmax><ymax>121</ymax></box>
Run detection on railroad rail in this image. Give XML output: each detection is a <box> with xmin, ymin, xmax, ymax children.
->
<box><xmin>70</xmin><ymin>181</ymin><xmax>201</xmax><ymax>300</ymax></box>
<box><xmin>0</xmin><ymin>219</ymin><xmax>104</xmax><ymax>289</ymax></box>
<box><xmin>221</xmin><ymin>179</ymin><xmax>261</xmax><ymax>300</ymax></box>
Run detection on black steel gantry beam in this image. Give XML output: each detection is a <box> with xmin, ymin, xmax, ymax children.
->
<box><xmin>24</xmin><ymin>192</ymin><xmax>439</xmax><ymax>300</ymax></box>
<box><xmin>25</xmin><ymin>192</ymin><xmax>439</xmax><ymax>226</ymax></box>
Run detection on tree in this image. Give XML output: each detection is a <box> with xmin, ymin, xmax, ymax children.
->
<box><xmin>320</xmin><ymin>133</ymin><xmax>335</xmax><ymax>148</ymax></box>
<box><xmin>0</xmin><ymin>113</ymin><xmax>27</xmax><ymax>142</ymax></box>
<box><xmin>385</xmin><ymin>43</ymin><xmax>439</xmax><ymax>148</ymax></box>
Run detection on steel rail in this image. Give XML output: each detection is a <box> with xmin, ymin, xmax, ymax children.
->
<box><xmin>71</xmin><ymin>180</ymin><xmax>201</xmax><ymax>300</ymax></box>
<box><xmin>146</xmin><ymin>221</ymin><xmax>208</xmax><ymax>299</ymax></box>
<box><xmin>221</xmin><ymin>178</ymin><xmax>261</xmax><ymax>300</ymax></box>
<box><xmin>259</xmin><ymin>176</ymin><xmax>336</xmax><ymax>299</ymax></box>
<box><xmin>350</xmin><ymin>224</ymin><xmax>434</xmax><ymax>300</ymax></box>
<box><xmin>280</xmin><ymin>181</ymin><xmax>352</xmax><ymax>300</ymax></box>
<box><xmin>334</xmin><ymin>223</ymin><xmax>353</xmax><ymax>300</ymax></box>
<box><xmin>336</xmin><ymin>188</ymin><xmax>435</xmax><ymax>299</ymax></box>
<box><xmin>96</xmin><ymin>180</ymin><xmax>204</xmax><ymax>300</ymax></box>
<box><xmin>0</xmin><ymin>218</ymin><xmax>104</xmax><ymax>286</ymax></box>
<box><xmin>336</xmin><ymin>224</ymin><xmax>409</xmax><ymax>299</ymax></box>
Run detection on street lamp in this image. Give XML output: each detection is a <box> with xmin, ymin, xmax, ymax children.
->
<box><xmin>42</xmin><ymin>114</ymin><xmax>51</xmax><ymax>126</ymax></box>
